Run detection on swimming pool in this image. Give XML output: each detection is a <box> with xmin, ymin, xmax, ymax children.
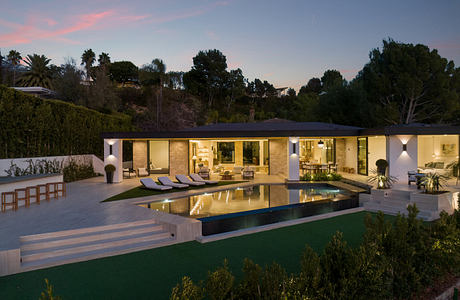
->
<box><xmin>138</xmin><ymin>183</ymin><xmax>358</xmax><ymax>235</ymax></box>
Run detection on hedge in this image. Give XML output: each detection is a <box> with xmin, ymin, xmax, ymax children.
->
<box><xmin>0</xmin><ymin>85</ymin><xmax>133</xmax><ymax>158</ymax></box>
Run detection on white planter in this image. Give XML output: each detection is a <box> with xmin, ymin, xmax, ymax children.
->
<box><xmin>410</xmin><ymin>191</ymin><xmax>454</xmax><ymax>214</ymax></box>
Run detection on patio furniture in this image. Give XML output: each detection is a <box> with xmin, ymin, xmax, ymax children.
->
<box><xmin>220</xmin><ymin>172</ymin><xmax>234</xmax><ymax>180</ymax></box>
<box><xmin>415</xmin><ymin>173</ymin><xmax>426</xmax><ymax>189</ymax></box>
<box><xmin>138</xmin><ymin>168</ymin><xmax>149</xmax><ymax>177</ymax></box>
<box><xmin>53</xmin><ymin>182</ymin><xmax>66</xmax><ymax>197</ymax></box>
<box><xmin>328</xmin><ymin>163</ymin><xmax>337</xmax><ymax>173</ymax></box>
<box><xmin>27</xmin><ymin>186</ymin><xmax>39</xmax><ymax>204</ymax></box>
<box><xmin>123</xmin><ymin>168</ymin><xmax>136</xmax><ymax>178</ymax></box>
<box><xmin>15</xmin><ymin>188</ymin><xmax>30</xmax><ymax>207</ymax></box>
<box><xmin>1</xmin><ymin>191</ymin><xmax>17</xmax><ymax>212</ymax></box>
<box><xmin>190</xmin><ymin>173</ymin><xmax>218</xmax><ymax>184</ymax></box>
<box><xmin>176</xmin><ymin>175</ymin><xmax>205</xmax><ymax>186</ymax></box>
<box><xmin>158</xmin><ymin>177</ymin><xmax>189</xmax><ymax>188</ymax></box>
<box><xmin>140</xmin><ymin>178</ymin><xmax>173</xmax><ymax>191</ymax></box>
<box><xmin>233</xmin><ymin>166</ymin><xmax>244</xmax><ymax>174</ymax></box>
<box><xmin>37</xmin><ymin>184</ymin><xmax>50</xmax><ymax>201</ymax></box>
<box><xmin>408</xmin><ymin>171</ymin><xmax>417</xmax><ymax>185</ymax></box>
<box><xmin>46</xmin><ymin>182</ymin><xmax>58</xmax><ymax>199</ymax></box>
<box><xmin>319</xmin><ymin>164</ymin><xmax>328</xmax><ymax>173</ymax></box>
<box><xmin>198</xmin><ymin>167</ymin><xmax>210</xmax><ymax>179</ymax></box>
<box><xmin>242</xmin><ymin>167</ymin><xmax>255</xmax><ymax>179</ymax></box>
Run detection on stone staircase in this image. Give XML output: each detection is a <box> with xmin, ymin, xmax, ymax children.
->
<box><xmin>19</xmin><ymin>219</ymin><xmax>174</xmax><ymax>270</ymax></box>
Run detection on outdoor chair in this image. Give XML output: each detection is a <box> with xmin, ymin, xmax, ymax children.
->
<box><xmin>158</xmin><ymin>177</ymin><xmax>189</xmax><ymax>188</ymax></box>
<box><xmin>26</xmin><ymin>186</ymin><xmax>40</xmax><ymax>204</ymax></box>
<box><xmin>15</xmin><ymin>188</ymin><xmax>30</xmax><ymax>208</ymax></box>
<box><xmin>123</xmin><ymin>168</ymin><xmax>136</xmax><ymax>178</ymax></box>
<box><xmin>407</xmin><ymin>171</ymin><xmax>417</xmax><ymax>185</ymax></box>
<box><xmin>1</xmin><ymin>191</ymin><xmax>17</xmax><ymax>212</ymax></box>
<box><xmin>190</xmin><ymin>173</ymin><xmax>218</xmax><ymax>184</ymax></box>
<box><xmin>242</xmin><ymin>167</ymin><xmax>255</xmax><ymax>179</ymax></box>
<box><xmin>46</xmin><ymin>182</ymin><xmax>59</xmax><ymax>199</ymax></box>
<box><xmin>140</xmin><ymin>178</ymin><xmax>173</xmax><ymax>191</ymax></box>
<box><xmin>176</xmin><ymin>175</ymin><xmax>205</xmax><ymax>186</ymax></box>
<box><xmin>198</xmin><ymin>167</ymin><xmax>210</xmax><ymax>179</ymax></box>
<box><xmin>138</xmin><ymin>168</ymin><xmax>149</xmax><ymax>177</ymax></box>
<box><xmin>37</xmin><ymin>184</ymin><xmax>50</xmax><ymax>201</ymax></box>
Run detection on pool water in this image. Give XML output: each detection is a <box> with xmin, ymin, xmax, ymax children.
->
<box><xmin>138</xmin><ymin>184</ymin><xmax>358</xmax><ymax>235</ymax></box>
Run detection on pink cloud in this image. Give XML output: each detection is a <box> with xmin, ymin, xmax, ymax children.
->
<box><xmin>206</xmin><ymin>30</ymin><xmax>219</xmax><ymax>40</ymax></box>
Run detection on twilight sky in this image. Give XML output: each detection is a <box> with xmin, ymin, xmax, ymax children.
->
<box><xmin>1</xmin><ymin>0</ymin><xmax>459</xmax><ymax>91</ymax></box>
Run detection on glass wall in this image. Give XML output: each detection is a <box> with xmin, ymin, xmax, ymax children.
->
<box><xmin>357</xmin><ymin>137</ymin><xmax>368</xmax><ymax>175</ymax></box>
<box><xmin>189</xmin><ymin>139</ymin><xmax>269</xmax><ymax>175</ymax></box>
<box><xmin>148</xmin><ymin>140</ymin><xmax>169</xmax><ymax>174</ymax></box>
<box><xmin>418</xmin><ymin>135</ymin><xmax>459</xmax><ymax>176</ymax></box>
<box><xmin>299</xmin><ymin>138</ymin><xmax>335</xmax><ymax>164</ymax></box>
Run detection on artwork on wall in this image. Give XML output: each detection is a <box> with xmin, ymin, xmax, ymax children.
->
<box><xmin>441</xmin><ymin>144</ymin><xmax>456</xmax><ymax>155</ymax></box>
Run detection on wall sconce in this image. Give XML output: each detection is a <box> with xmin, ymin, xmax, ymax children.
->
<box><xmin>318</xmin><ymin>140</ymin><xmax>324</xmax><ymax>148</ymax></box>
<box><xmin>293</xmin><ymin>143</ymin><xmax>297</xmax><ymax>154</ymax></box>
<box><xmin>109</xmin><ymin>144</ymin><xmax>113</xmax><ymax>155</ymax></box>
<box><xmin>402</xmin><ymin>144</ymin><xmax>407</xmax><ymax>152</ymax></box>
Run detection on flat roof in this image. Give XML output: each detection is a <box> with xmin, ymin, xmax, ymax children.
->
<box><xmin>13</xmin><ymin>86</ymin><xmax>56</xmax><ymax>96</ymax></box>
<box><xmin>101</xmin><ymin>120</ymin><xmax>460</xmax><ymax>139</ymax></box>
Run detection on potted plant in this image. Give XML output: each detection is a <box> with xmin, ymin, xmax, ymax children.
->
<box><xmin>105</xmin><ymin>164</ymin><xmax>116</xmax><ymax>184</ymax></box>
<box><xmin>375</xmin><ymin>159</ymin><xmax>388</xmax><ymax>175</ymax></box>
<box><xmin>409</xmin><ymin>172</ymin><xmax>454</xmax><ymax>218</ymax></box>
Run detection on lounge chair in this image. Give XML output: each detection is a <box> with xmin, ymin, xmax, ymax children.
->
<box><xmin>190</xmin><ymin>173</ymin><xmax>218</xmax><ymax>184</ymax></box>
<box><xmin>140</xmin><ymin>178</ymin><xmax>172</xmax><ymax>191</ymax></box>
<box><xmin>176</xmin><ymin>174</ymin><xmax>205</xmax><ymax>186</ymax></box>
<box><xmin>138</xmin><ymin>168</ymin><xmax>149</xmax><ymax>177</ymax></box>
<box><xmin>158</xmin><ymin>176</ymin><xmax>189</xmax><ymax>188</ymax></box>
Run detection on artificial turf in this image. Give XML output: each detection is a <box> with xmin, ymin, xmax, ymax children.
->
<box><xmin>102</xmin><ymin>181</ymin><xmax>247</xmax><ymax>202</ymax></box>
<box><xmin>0</xmin><ymin>211</ymin><xmax>395</xmax><ymax>300</ymax></box>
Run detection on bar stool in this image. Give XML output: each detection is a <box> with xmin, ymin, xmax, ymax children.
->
<box><xmin>15</xmin><ymin>188</ymin><xmax>30</xmax><ymax>208</ymax></box>
<box><xmin>54</xmin><ymin>182</ymin><xmax>66</xmax><ymax>197</ymax></box>
<box><xmin>46</xmin><ymin>182</ymin><xmax>58</xmax><ymax>199</ymax></box>
<box><xmin>37</xmin><ymin>184</ymin><xmax>49</xmax><ymax>201</ymax></box>
<box><xmin>27</xmin><ymin>186</ymin><xmax>40</xmax><ymax>204</ymax></box>
<box><xmin>1</xmin><ymin>191</ymin><xmax>17</xmax><ymax>212</ymax></box>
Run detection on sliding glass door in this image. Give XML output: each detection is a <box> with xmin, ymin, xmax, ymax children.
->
<box><xmin>357</xmin><ymin>137</ymin><xmax>368</xmax><ymax>175</ymax></box>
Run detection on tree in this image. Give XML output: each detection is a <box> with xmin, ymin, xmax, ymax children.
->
<box><xmin>7</xmin><ymin>50</ymin><xmax>21</xmax><ymax>85</ymax></box>
<box><xmin>152</xmin><ymin>58</ymin><xmax>167</xmax><ymax>130</ymax></box>
<box><xmin>19</xmin><ymin>54</ymin><xmax>53</xmax><ymax>88</ymax></box>
<box><xmin>225</xmin><ymin>68</ymin><xmax>245</xmax><ymax>111</ymax></box>
<box><xmin>53</xmin><ymin>57</ymin><xmax>85</xmax><ymax>104</ymax></box>
<box><xmin>321</xmin><ymin>70</ymin><xmax>344</xmax><ymax>90</ymax></box>
<box><xmin>81</xmin><ymin>49</ymin><xmax>95</xmax><ymax>80</ymax></box>
<box><xmin>98</xmin><ymin>52</ymin><xmax>111</xmax><ymax>67</ymax></box>
<box><xmin>299</xmin><ymin>77</ymin><xmax>322</xmax><ymax>95</ymax></box>
<box><xmin>361</xmin><ymin>39</ymin><xmax>458</xmax><ymax>124</ymax></box>
<box><xmin>184</xmin><ymin>49</ymin><xmax>228</xmax><ymax>107</ymax></box>
<box><xmin>109</xmin><ymin>61</ymin><xmax>138</xmax><ymax>84</ymax></box>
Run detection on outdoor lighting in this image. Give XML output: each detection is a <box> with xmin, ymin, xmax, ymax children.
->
<box><xmin>318</xmin><ymin>140</ymin><xmax>324</xmax><ymax>148</ymax></box>
<box><xmin>293</xmin><ymin>143</ymin><xmax>297</xmax><ymax>154</ymax></box>
<box><xmin>402</xmin><ymin>144</ymin><xmax>407</xmax><ymax>152</ymax></box>
<box><xmin>109</xmin><ymin>144</ymin><xmax>113</xmax><ymax>155</ymax></box>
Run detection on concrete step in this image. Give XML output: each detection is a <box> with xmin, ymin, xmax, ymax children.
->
<box><xmin>20</xmin><ymin>219</ymin><xmax>158</xmax><ymax>243</ymax></box>
<box><xmin>21</xmin><ymin>236</ymin><xmax>175</xmax><ymax>269</ymax></box>
<box><xmin>21</xmin><ymin>231</ymin><xmax>171</xmax><ymax>264</ymax></box>
<box><xmin>21</xmin><ymin>224</ymin><xmax>163</xmax><ymax>252</ymax></box>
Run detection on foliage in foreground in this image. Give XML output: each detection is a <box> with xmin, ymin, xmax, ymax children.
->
<box><xmin>39</xmin><ymin>279</ymin><xmax>62</xmax><ymax>300</ymax></box>
<box><xmin>171</xmin><ymin>204</ymin><xmax>460</xmax><ymax>299</ymax></box>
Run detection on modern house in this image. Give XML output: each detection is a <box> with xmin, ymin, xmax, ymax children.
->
<box><xmin>102</xmin><ymin>119</ymin><xmax>460</xmax><ymax>184</ymax></box>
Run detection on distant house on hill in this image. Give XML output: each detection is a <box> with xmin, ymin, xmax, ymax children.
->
<box><xmin>13</xmin><ymin>87</ymin><xmax>56</xmax><ymax>99</ymax></box>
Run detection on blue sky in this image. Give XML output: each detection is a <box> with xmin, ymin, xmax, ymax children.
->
<box><xmin>1</xmin><ymin>0</ymin><xmax>459</xmax><ymax>91</ymax></box>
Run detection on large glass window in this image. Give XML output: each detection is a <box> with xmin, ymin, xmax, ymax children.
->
<box><xmin>418</xmin><ymin>135</ymin><xmax>459</xmax><ymax>176</ymax></box>
<box><xmin>148</xmin><ymin>140</ymin><xmax>169</xmax><ymax>173</ymax></box>
<box><xmin>217</xmin><ymin>142</ymin><xmax>235</xmax><ymax>163</ymax></box>
<box><xmin>357</xmin><ymin>137</ymin><xmax>368</xmax><ymax>175</ymax></box>
<box><xmin>243</xmin><ymin>141</ymin><xmax>260</xmax><ymax>165</ymax></box>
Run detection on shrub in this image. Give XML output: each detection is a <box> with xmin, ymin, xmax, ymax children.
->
<box><xmin>300</xmin><ymin>172</ymin><xmax>342</xmax><ymax>181</ymax></box>
<box><xmin>170</xmin><ymin>276</ymin><xmax>203</xmax><ymax>300</ymax></box>
<box><xmin>205</xmin><ymin>260</ymin><xmax>234</xmax><ymax>300</ymax></box>
<box><xmin>421</xmin><ymin>172</ymin><xmax>448</xmax><ymax>194</ymax></box>
<box><xmin>63</xmin><ymin>158</ymin><xmax>96</xmax><ymax>182</ymax></box>
<box><xmin>104</xmin><ymin>164</ymin><xmax>116</xmax><ymax>173</ymax></box>
<box><xmin>375</xmin><ymin>159</ymin><xmax>388</xmax><ymax>175</ymax></box>
<box><xmin>39</xmin><ymin>279</ymin><xmax>62</xmax><ymax>300</ymax></box>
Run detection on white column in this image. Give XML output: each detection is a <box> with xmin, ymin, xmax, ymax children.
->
<box><xmin>288</xmin><ymin>137</ymin><xmax>300</xmax><ymax>181</ymax></box>
<box><xmin>387</xmin><ymin>135</ymin><xmax>417</xmax><ymax>182</ymax></box>
<box><xmin>104</xmin><ymin>139</ymin><xmax>123</xmax><ymax>183</ymax></box>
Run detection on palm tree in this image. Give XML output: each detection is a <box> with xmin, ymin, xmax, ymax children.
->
<box><xmin>81</xmin><ymin>49</ymin><xmax>95</xmax><ymax>80</ymax></box>
<box><xmin>98</xmin><ymin>52</ymin><xmax>111</xmax><ymax>67</ymax></box>
<box><xmin>7</xmin><ymin>50</ymin><xmax>21</xmax><ymax>85</ymax></box>
<box><xmin>151</xmin><ymin>58</ymin><xmax>167</xmax><ymax>130</ymax></box>
<box><xmin>19</xmin><ymin>54</ymin><xmax>52</xmax><ymax>88</ymax></box>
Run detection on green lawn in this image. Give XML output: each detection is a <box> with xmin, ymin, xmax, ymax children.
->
<box><xmin>0</xmin><ymin>211</ymin><xmax>393</xmax><ymax>300</ymax></box>
<box><xmin>102</xmin><ymin>181</ymin><xmax>247</xmax><ymax>202</ymax></box>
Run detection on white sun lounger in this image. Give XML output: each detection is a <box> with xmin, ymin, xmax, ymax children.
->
<box><xmin>190</xmin><ymin>173</ymin><xmax>218</xmax><ymax>184</ymax></box>
<box><xmin>158</xmin><ymin>176</ymin><xmax>189</xmax><ymax>188</ymax></box>
<box><xmin>140</xmin><ymin>178</ymin><xmax>173</xmax><ymax>191</ymax></box>
<box><xmin>176</xmin><ymin>174</ymin><xmax>205</xmax><ymax>186</ymax></box>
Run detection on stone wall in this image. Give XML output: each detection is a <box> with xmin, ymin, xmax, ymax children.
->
<box><xmin>133</xmin><ymin>141</ymin><xmax>147</xmax><ymax>171</ymax></box>
<box><xmin>170</xmin><ymin>140</ymin><xmax>189</xmax><ymax>176</ymax></box>
<box><xmin>269</xmin><ymin>138</ymin><xmax>288</xmax><ymax>177</ymax></box>
<box><xmin>336</xmin><ymin>138</ymin><xmax>345</xmax><ymax>172</ymax></box>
